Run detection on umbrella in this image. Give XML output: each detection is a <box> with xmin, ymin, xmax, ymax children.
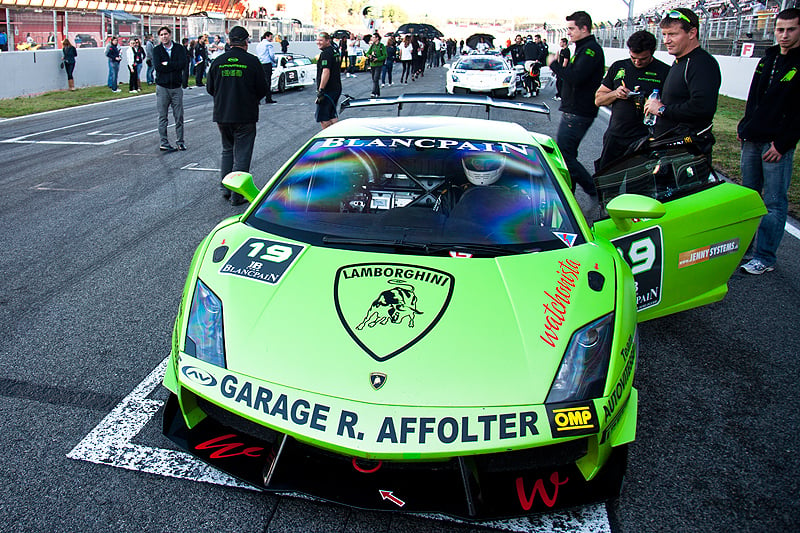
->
<box><xmin>466</xmin><ymin>33</ymin><xmax>495</xmax><ymax>50</ymax></box>
<box><xmin>331</xmin><ymin>29</ymin><xmax>351</xmax><ymax>40</ymax></box>
<box><xmin>396</xmin><ymin>23</ymin><xmax>443</xmax><ymax>38</ymax></box>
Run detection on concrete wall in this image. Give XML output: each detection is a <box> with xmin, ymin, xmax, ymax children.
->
<box><xmin>0</xmin><ymin>43</ymin><xmax>758</xmax><ymax>101</ymax></box>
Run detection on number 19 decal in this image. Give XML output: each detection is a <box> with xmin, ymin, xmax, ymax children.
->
<box><xmin>612</xmin><ymin>226</ymin><xmax>663</xmax><ymax>311</ymax></box>
<box><xmin>220</xmin><ymin>238</ymin><xmax>306</xmax><ymax>285</ymax></box>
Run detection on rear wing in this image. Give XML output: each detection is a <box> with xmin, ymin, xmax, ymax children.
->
<box><xmin>340</xmin><ymin>93</ymin><xmax>550</xmax><ymax>120</ymax></box>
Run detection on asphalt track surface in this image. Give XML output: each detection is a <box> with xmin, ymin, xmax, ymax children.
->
<box><xmin>0</xmin><ymin>63</ymin><xmax>798</xmax><ymax>533</ymax></box>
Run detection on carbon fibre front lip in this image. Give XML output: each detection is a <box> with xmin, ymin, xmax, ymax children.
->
<box><xmin>162</xmin><ymin>393</ymin><xmax>626</xmax><ymax>520</ymax></box>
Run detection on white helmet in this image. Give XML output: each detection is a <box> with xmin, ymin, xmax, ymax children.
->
<box><xmin>462</xmin><ymin>153</ymin><xmax>506</xmax><ymax>186</ymax></box>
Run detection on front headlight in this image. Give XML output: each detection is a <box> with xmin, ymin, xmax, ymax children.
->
<box><xmin>546</xmin><ymin>313</ymin><xmax>614</xmax><ymax>403</ymax></box>
<box><xmin>184</xmin><ymin>279</ymin><xmax>225</xmax><ymax>368</ymax></box>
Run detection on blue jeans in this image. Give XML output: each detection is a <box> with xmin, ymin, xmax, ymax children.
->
<box><xmin>556</xmin><ymin>113</ymin><xmax>596</xmax><ymax>195</ymax></box>
<box><xmin>741</xmin><ymin>141</ymin><xmax>794</xmax><ymax>266</ymax></box>
<box><xmin>108</xmin><ymin>60</ymin><xmax>120</xmax><ymax>90</ymax></box>
<box><xmin>146</xmin><ymin>63</ymin><xmax>155</xmax><ymax>84</ymax></box>
<box><xmin>381</xmin><ymin>61</ymin><xmax>393</xmax><ymax>85</ymax></box>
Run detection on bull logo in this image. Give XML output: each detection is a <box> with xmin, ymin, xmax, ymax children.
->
<box><xmin>356</xmin><ymin>281</ymin><xmax>423</xmax><ymax>330</ymax></box>
<box><xmin>334</xmin><ymin>263</ymin><xmax>455</xmax><ymax>362</ymax></box>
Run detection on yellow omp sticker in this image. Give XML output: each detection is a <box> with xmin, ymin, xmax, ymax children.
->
<box><xmin>546</xmin><ymin>403</ymin><xmax>599</xmax><ymax>437</ymax></box>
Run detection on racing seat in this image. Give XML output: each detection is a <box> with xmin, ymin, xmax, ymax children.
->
<box><xmin>443</xmin><ymin>186</ymin><xmax>531</xmax><ymax>243</ymax></box>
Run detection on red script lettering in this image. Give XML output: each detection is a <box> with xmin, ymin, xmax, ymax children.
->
<box><xmin>516</xmin><ymin>472</ymin><xmax>569</xmax><ymax>509</ymax></box>
<box><xmin>195</xmin><ymin>434</ymin><xmax>265</xmax><ymax>459</ymax></box>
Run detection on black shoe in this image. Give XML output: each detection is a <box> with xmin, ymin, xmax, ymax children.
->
<box><xmin>177</xmin><ymin>142</ymin><xmax>187</xmax><ymax>151</ymax></box>
<box><xmin>219</xmin><ymin>185</ymin><xmax>231</xmax><ymax>199</ymax></box>
<box><xmin>264</xmin><ymin>99</ymin><xmax>276</xmax><ymax>104</ymax></box>
<box><xmin>160</xmin><ymin>144</ymin><xmax>176</xmax><ymax>152</ymax></box>
<box><xmin>230</xmin><ymin>193</ymin><xmax>248</xmax><ymax>206</ymax></box>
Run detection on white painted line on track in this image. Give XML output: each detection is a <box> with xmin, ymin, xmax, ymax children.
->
<box><xmin>181</xmin><ymin>162</ymin><xmax>221</xmax><ymax>172</ymax></box>
<box><xmin>2</xmin><ymin>118</ymin><xmax>109</xmax><ymax>143</ymax></box>
<box><xmin>67</xmin><ymin>356</ymin><xmax>252</xmax><ymax>489</ymax></box>
<box><xmin>786</xmin><ymin>221</ymin><xmax>800</xmax><ymax>241</ymax></box>
<box><xmin>67</xmin><ymin>357</ymin><xmax>611</xmax><ymax>532</ymax></box>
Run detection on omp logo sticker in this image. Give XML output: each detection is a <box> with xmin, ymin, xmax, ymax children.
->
<box><xmin>67</xmin><ymin>357</ymin><xmax>613</xmax><ymax>531</ymax></box>
<box><xmin>181</xmin><ymin>365</ymin><xmax>217</xmax><ymax>387</ymax></box>
<box><xmin>335</xmin><ymin>263</ymin><xmax>454</xmax><ymax>362</ymax></box>
<box><xmin>678</xmin><ymin>238</ymin><xmax>739</xmax><ymax>269</ymax></box>
<box><xmin>546</xmin><ymin>403</ymin><xmax>599</xmax><ymax>437</ymax></box>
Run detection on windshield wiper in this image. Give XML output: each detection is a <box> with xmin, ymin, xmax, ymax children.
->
<box><xmin>322</xmin><ymin>236</ymin><xmax>429</xmax><ymax>250</ymax></box>
<box><xmin>322</xmin><ymin>236</ymin><xmax>524</xmax><ymax>256</ymax></box>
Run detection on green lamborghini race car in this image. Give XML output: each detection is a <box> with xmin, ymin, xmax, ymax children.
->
<box><xmin>162</xmin><ymin>94</ymin><xmax>765</xmax><ymax>519</ymax></box>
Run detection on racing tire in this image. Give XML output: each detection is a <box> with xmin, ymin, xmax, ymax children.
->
<box><xmin>278</xmin><ymin>74</ymin><xmax>286</xmax><ymax>93</ymax></box>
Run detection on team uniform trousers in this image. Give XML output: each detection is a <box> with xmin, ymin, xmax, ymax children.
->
<box><xmin>557</xmin><ymin>113</ymin><xmax>596</xmax><ymax>195</ymax></box>
<box><xmin>218</xmin><ymin>122</ymin><xmax>258</xmax><ymax>182</ymax></box>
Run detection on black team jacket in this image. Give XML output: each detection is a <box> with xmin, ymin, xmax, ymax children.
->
<box><xmin>549</xmin><ymin>34</ymin><xmax>604</xmax><ymax>118</ymax></box>
<box><xmin>738</xmin><ymin>44</ymin><xmax>800</xmax><ymax>155</ymax></box>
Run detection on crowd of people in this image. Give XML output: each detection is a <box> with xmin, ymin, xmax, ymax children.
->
<box><xmin>39</xmin><ymin>6</ymin><xmax>799</xmax><ymax>276</ymax></box>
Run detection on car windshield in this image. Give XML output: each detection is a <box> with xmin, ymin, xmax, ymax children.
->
<box><xmin>456</xmin><ymin>58</ymin><xmax>507</xmax><ymax>71</ymax></box>
<box><xmin>248</xmin><ymin>136</ymin><xmax>583</xmax><ymax>254</ymax></box>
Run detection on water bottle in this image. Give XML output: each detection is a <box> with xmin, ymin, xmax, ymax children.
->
<box><xmin>643</xmin><ymin>89</ymin><xmax>659</xmax><ymax>126</ymax></box>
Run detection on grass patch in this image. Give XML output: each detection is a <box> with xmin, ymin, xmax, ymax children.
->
<box><xmin>0</xmin><ymin>82</ymin><xmax>156</xmax><ymax>118</ymax></box>
<box><xmin>714</xmin><ymin>94</ymin><xmax>800</xmax><ymax>219</ymax></box>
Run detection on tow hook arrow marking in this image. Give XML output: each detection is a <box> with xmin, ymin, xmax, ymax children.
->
<box><xmin>379</xmin><ymin>490</ymin><xmax>405</xmax><ymax>507</ymax></box>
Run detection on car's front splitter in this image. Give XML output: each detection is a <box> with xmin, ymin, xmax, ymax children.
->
<box><xmin>163</xmin><ymin>393</ymin><xmax>626</xmax><ymax>520</ymax></box>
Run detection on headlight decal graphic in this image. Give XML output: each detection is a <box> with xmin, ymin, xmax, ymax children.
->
<box><xmin>185</xmin><ymin>279</ymin><xmax>226</xmax><ymax>368</ymax></box>
<box><xmin>546</xmin><ymin>313</ymin><xmax>614</xmax><ymax>404</ymax></box>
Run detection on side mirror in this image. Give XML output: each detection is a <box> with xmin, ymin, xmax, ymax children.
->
<box><xmin>221</xmin><ymin>171</ymin><xmax>260</xmax><ymax>203</ymax></box>
<box><xmin>605</xmin><ymin>194</ymin><xmax>666</xmax><ymax>231</ymax></box>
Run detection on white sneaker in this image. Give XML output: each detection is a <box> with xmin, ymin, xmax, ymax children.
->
<box><xmin>741</xmin><ymin>258</ymin><xmax>774</xmax><ymax>275</ymax></box>
<box><xmin>112</xmin><ymin>89</ymin><xmax>121</xmax><ymax>93</ymax></box>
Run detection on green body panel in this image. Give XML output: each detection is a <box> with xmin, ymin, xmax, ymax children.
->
<box><xmin>169</xmin><ymin>220</ymin><xmax>638</xmax><ymax>463</ymax></box>
<box><xmin>593</xmin><ymin>182</ymin><xmax>766</xmax><ymax>322</ymax></box>
<box><xmin>163</xmin><ymin>114</ymin><xmax>759</xmax><ymax>478</ymax></box>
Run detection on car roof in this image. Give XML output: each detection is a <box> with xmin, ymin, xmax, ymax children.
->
<box><xmin>314</xmin><ymin>115</ymin><xmax>537</xmax><ymax>145</ymax></box>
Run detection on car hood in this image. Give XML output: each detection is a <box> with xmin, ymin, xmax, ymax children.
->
<box><xmin>195</xmin><ymin>227</ymin><xmax>615</xmax><ymax>408</ymax></box>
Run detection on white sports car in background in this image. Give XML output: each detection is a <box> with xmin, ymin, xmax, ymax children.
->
<box><xmin>271</xmin><ymin>53</ymin><xmax>316</xmax><ymax>93</ymax></box>
<box><xmin>445</xmin><ymin>54</ymin><xmax>516</xmax><ymax>98</ymax></box>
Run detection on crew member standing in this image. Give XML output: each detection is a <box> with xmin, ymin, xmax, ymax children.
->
<box><xmin>207</xmin><ymin>26</ymin><xmax>269</xmax><ymax>206</ymax></box>
<box><xmin>153</xmin><ymin>26</ymin><xmax>188</xmax><ymax>151</ymax></box>
<box><xmin>594</xmin><ymin>30</ymin><xmax>670</xmax><ymax>171</ymax></box>
<box><xmin>256</xmin><ymin>31</ymin><xmax>277</xmax><ymax>104</ymax></box>
<box><xmin>643</xmin><ymin>8</ymin><xmax>721</xmax><ymax>160</ymax></box>
<box><xmin>315</xmin><ymin>32</ymin><xmax>342</xmax><ymax>130</ymax></box>
<box><xmin>738</xmin><ymin>8</ymin><xmax>800</xmax><ymax>275</ymax></box>
<box><xmin>548</xmin><ymin>10</ymin><xmax>604</xmax><ymax>196</ymax></box>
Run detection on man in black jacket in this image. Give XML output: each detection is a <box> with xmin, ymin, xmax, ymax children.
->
<box><xmin>153</xmin><ymin>26</ymin><xmax>188</xmax><ymax>151</ymax></box>
<box><xmin>738</xmin><ymin>8</ymin><xmax>800</xmax><ymax>275</ymax></box>
<box><xmin>549</xmin><ymin>11</ymin><xmax>604</xmax><ymax>196</ymax></box>
<box><xmin>207</xmin><ymin>26</ymin><xmax>269</xmax><ymax>206</ymax></box>
<box><xmin>643</xmin><ymin>8</ymin><xmax>721</xmax><ymax>158</ymax></box>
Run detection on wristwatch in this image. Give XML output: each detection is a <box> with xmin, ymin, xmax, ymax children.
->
<box><xmin>657</xmin><ymin>105</ymin><xmax>666</xmax><ymax>116</ymax></box>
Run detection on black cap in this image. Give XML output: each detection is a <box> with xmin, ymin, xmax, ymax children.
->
<box><xmin>228</xmin><ymin>26</ymin><xmax>249</xmax><ymax>45</ymax></box>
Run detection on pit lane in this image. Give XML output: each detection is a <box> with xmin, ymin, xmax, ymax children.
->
<box><xmin>0</xmin><ymin>64</ymin><xmax>797</xmax><ymax>533</ymax></box>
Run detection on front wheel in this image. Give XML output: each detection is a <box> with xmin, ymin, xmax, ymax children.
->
<box><xmin>278</xmin><ymin>74</ymin><xmax>286</xmax><ymax>93</ymax></box>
